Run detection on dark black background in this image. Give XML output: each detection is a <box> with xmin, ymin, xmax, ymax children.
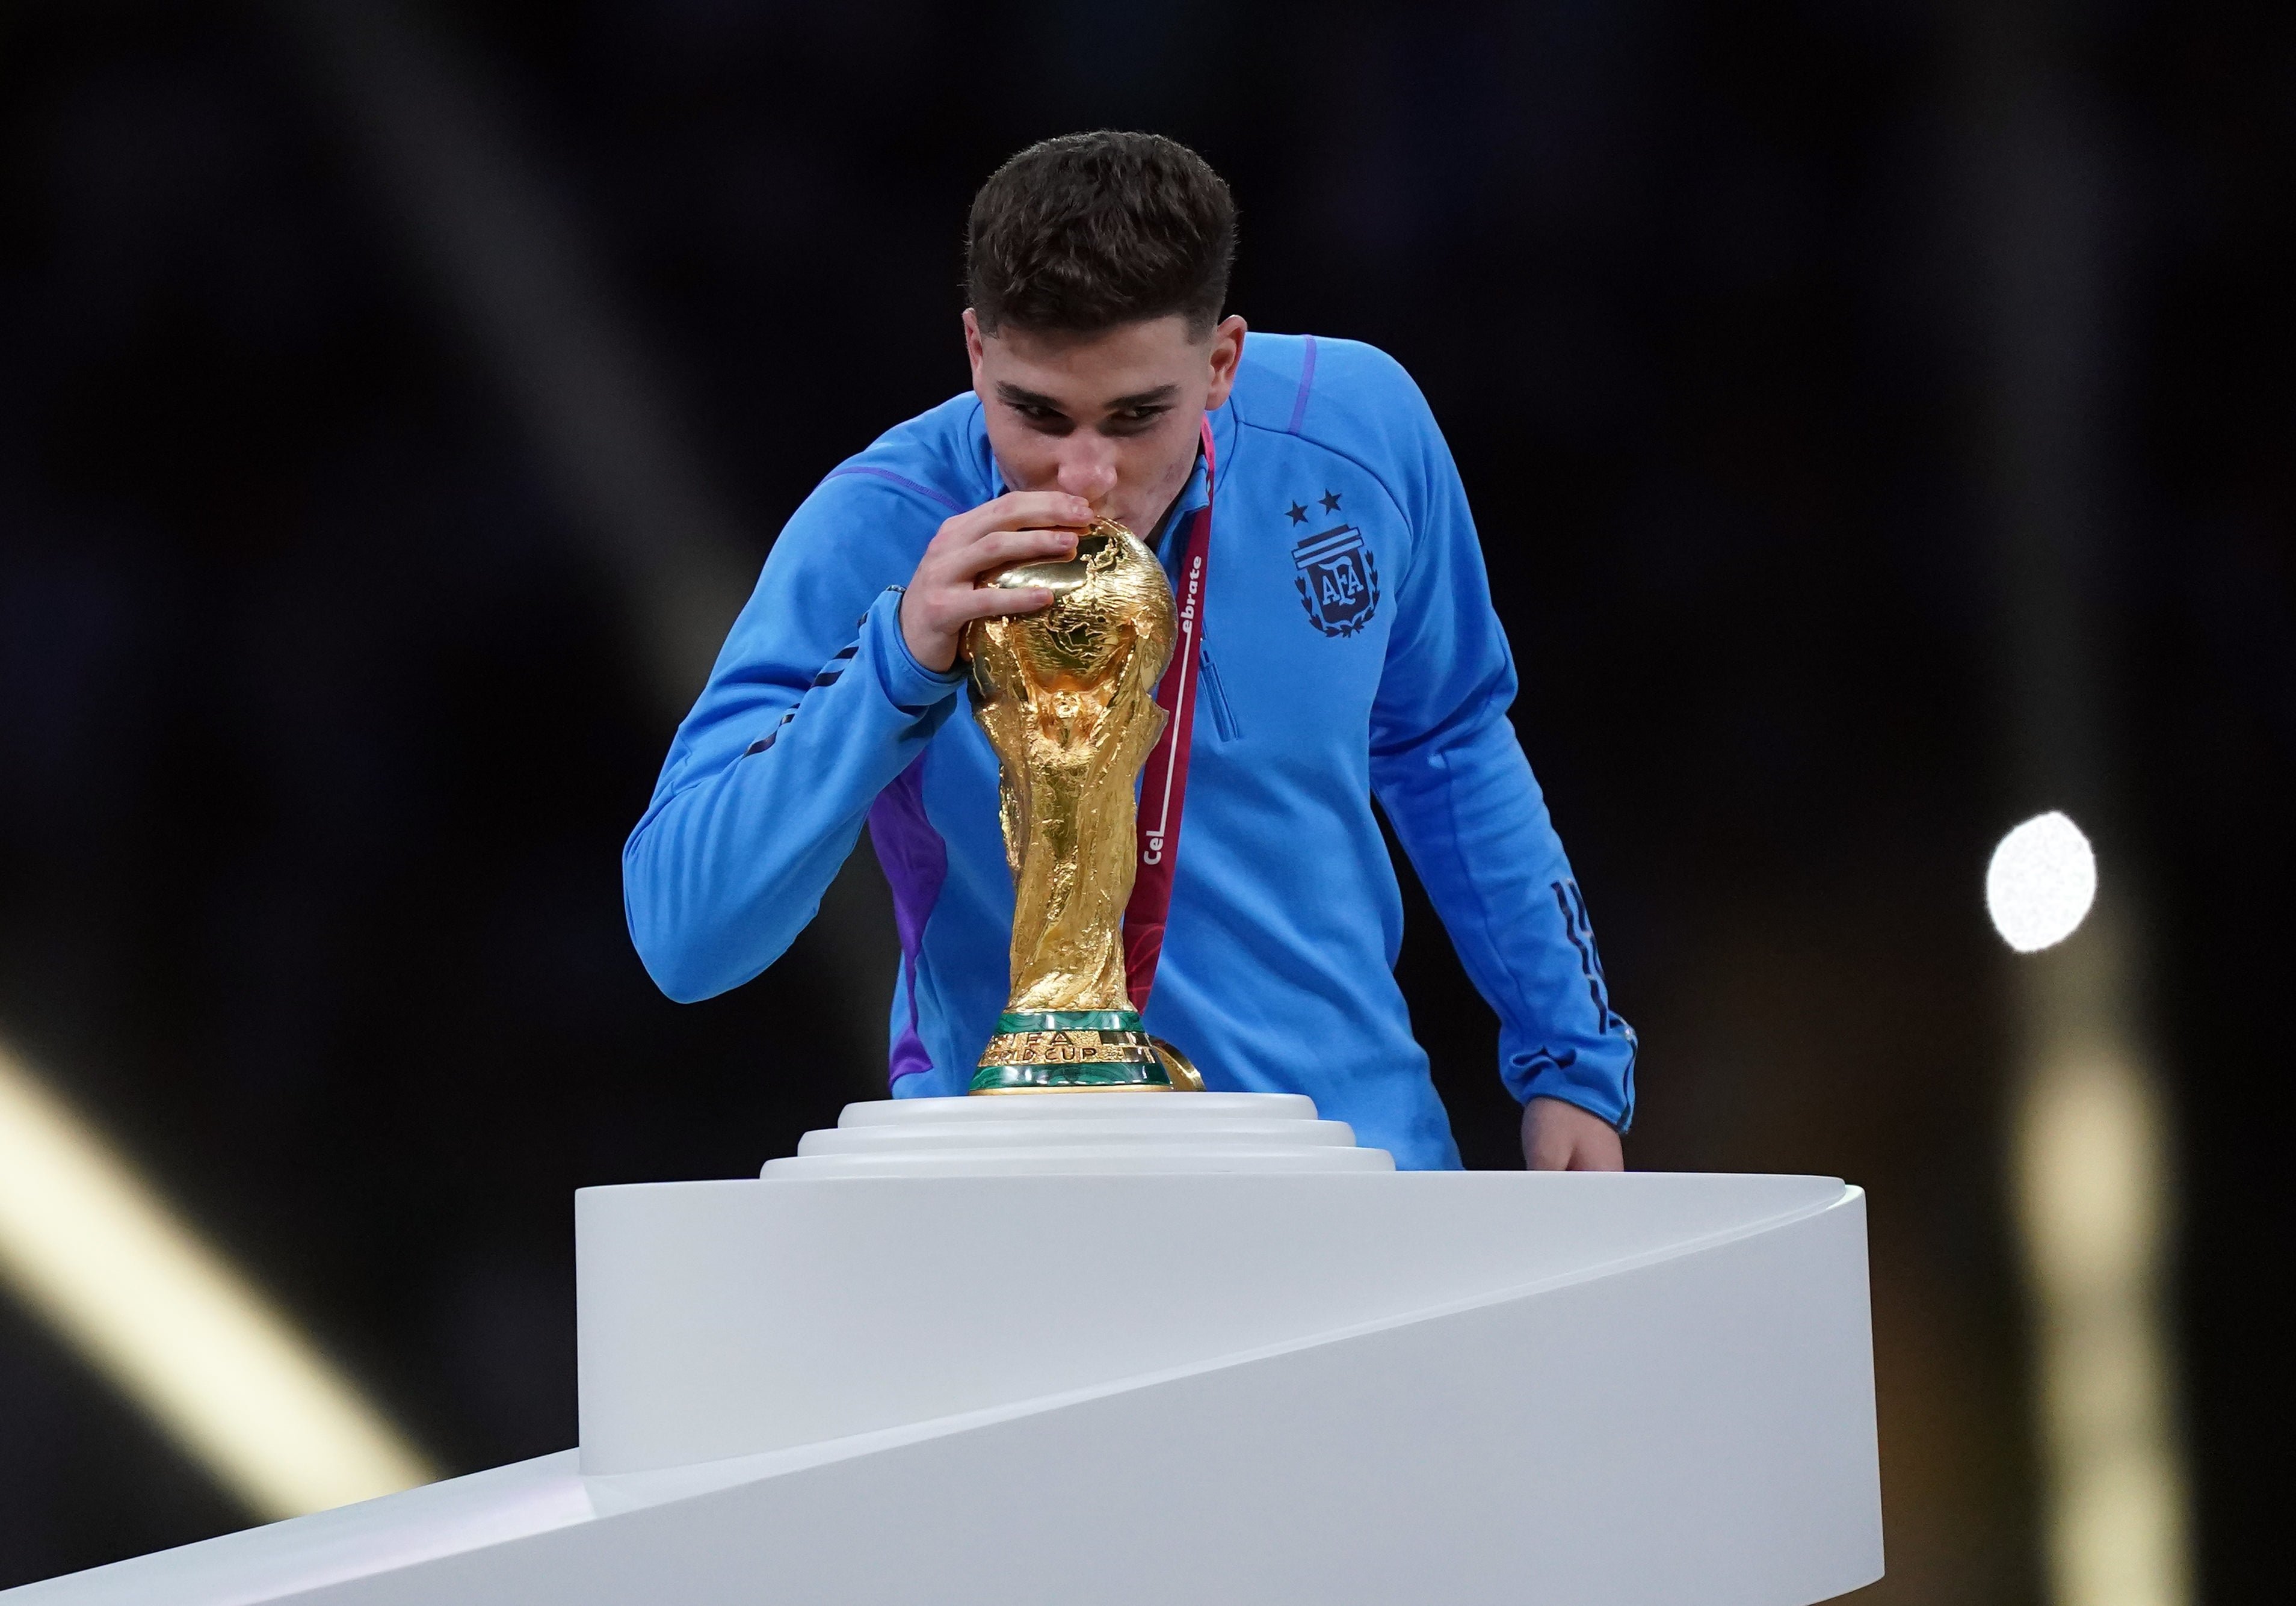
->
<box><xmin>1</xmin><ymin>1</ymin><xmax>2289</xmax><ymax>1599</ymax></box>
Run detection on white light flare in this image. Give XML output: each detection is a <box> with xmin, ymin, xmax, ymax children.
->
<box><xmin>1988</xmin><ymin>811</ymin><xmax>2098</xmax><ymax>952</ymax></box>
<box><xmin>0</xmin><ymin>1036</ymin><xmax>437</xmax><ymax>1520</ymax></box>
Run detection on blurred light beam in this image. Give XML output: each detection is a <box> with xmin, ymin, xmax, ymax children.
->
<box><xmin>270</xmin><ymin>0</ymin><xmax>898</xmax><ymax>1074</ymax></box>
<box><xmin>2009</xmin><ymin>909</ymin><xmax>2190</xmax><ymax>1606</ymax></box>
<box><xmin>2019</xmin><ymin>1056</ymin><xmax>2184</xmax><ymax>1606</ymax></box>
<box><xmin>0</xmin><ymin>1036</ymin><xmax>437</xmax><ymax>1520</ymax></box>
<box><xmin>269</xmin><ymin>0</ymin><xmax>757</xmax><ymax>712</ymax></box>
<box><xmin>1956</xmin><ymin>5</ymin><xmax>2193</xmax><ymax>1598</ymax></box>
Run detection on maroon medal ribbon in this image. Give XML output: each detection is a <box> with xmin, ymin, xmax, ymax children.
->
<box><xmin>1122</xmin><ymin>416</ymin><xmax>1217</xmax><ymax>1011</ymax></box>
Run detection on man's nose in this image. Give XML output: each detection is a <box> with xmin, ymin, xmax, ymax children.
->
<box><xmin>1053</xmin><ymin>438</ymin><xmax>1119</xmax><ymax>506</ymax></box>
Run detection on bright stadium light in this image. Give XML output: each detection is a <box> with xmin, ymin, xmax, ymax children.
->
<box><xmin>1988</xmin><ymin>811</ymin><xmax>2098</xmax><ymax>952</ymax></box>
<box><xmin>0</xmin><ymin>1035</ymin><xmax>437</xmax><ymax>1519</ymax></box>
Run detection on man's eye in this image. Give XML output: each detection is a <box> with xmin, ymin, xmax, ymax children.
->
<box><xmin>1109</xmin><ymin>407</ymin><xmax>1170</xmax><ymax>429</ymax></box>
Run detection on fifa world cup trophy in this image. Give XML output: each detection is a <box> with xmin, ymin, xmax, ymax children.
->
<box><xmin>963</xmin><ymin>518</ymin><xmax>1202</xmax><ymax>1092</ymax></box>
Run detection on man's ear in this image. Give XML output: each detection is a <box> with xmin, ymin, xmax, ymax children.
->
<box><xmin>1203</xmin><ymin>315</ymin><xmax>1248</xmax><ymax>411</ymax></box>
<box><xmin>963</xmin><ymin>308</ymin><xmax>988</xmax><ymax>388</ymax></box>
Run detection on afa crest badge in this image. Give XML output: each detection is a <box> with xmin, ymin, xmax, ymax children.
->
<box><xmin>1291</xmin><ymin>523</ymin><xmax>1381</xmax><ymax>638</ymax></box>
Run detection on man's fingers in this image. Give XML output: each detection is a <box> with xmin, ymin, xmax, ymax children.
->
<box><xmin>1520</xmin><ymin>1096</ymin><xmax>1624</xmax><ymax>1172</ymax></box>
<box><xmin>1525</xmin><ymin>1131</ymin><xmax>1573</xmax><ymax>1171</ymax></box>
<box><xmin>942</xmin><ymin>492</ymin><xmax>1091</xmax><ymax>548</ymax></box>
<box><xmin>965</xmin><ymin>586</ymin><xmax>1056</xmax><ymax>620</ymax></box>
<box><xmin>957</xmin><ymin>526</ymin><xmax>1078</xmax><ymax>573</ymax></box>
<box><xmin>906</xmin><ymin>494</ymin><xmax>1087</xmax><ymax>670</ymax></box>
<box><xmin>978</xmin><ymin>490</ymin><xmax>1093</xmax><ymax>529</ymax></box>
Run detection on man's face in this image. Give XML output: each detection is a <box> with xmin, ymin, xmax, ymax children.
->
<box><xmin>965</xmin><ymin>310</ymin><xmax>1247</xmax><ymax>535</ymax></box>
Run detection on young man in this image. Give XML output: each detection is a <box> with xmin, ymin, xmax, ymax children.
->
<box><xmin>623</xmin><ymin>132</ymin><xmax>1632</xmax><ymax>1171</ymax></box>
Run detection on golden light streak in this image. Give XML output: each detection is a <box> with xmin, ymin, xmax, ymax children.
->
<box><xmin>0</xmin><ymin>1035</ymin><xmax>438</xmax><ymax>1520</ymax></box>
<box><xmin>2010</xmin><ymin>905</ymin><xmax>2190</xmax><ymax>1606</ymax></box>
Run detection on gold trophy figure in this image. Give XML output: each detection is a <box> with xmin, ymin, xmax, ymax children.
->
<box><xmin>963</xmin><ymin>518</ymin><xmax>1199</xmax><ymax>1092</ymax></box>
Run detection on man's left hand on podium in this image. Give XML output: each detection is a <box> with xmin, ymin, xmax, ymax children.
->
<box><xmin>1522</xmin><ymin>1097</ymin><xmax>1625</xmax><ymax>1171</ymax></box>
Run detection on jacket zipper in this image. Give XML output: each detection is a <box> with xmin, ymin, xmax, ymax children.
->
<box><xmin>1200</xmin><ymin>645</ymin><xmax>1242</xmax><ymax>742</ymax></box>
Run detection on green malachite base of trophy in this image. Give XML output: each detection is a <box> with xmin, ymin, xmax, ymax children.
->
<box><xmin>969</xmin><ymin>1011</ymin><xmax>1204</xmax><ymax>1094</ymax></box>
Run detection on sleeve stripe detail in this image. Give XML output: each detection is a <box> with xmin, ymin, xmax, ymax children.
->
<box><xmin>739</xmin><ymin>699</ymin><xmax>810</xmax><ymax>758</ymax></box>
<box><xmin>1284</xmin><ymin>334</ymin><xmax>1319</xmax><ymax>435</ymax></box>
<box><xmin>824</xmin><ymin>465</ymin><xmax>966</xmax><ymax>514</ymax></box>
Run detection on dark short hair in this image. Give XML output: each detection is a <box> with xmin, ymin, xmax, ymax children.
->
<box><xmin>966</xmin><ymin>131</ymin><xmax>1236</xmax><ymax>337</ymax></box>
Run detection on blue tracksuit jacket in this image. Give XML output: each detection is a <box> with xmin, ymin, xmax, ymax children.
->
<box><xmin>623</xmin><ymin>333</ymin><xmax>1635</xmax><ymax>1169</ymax></box>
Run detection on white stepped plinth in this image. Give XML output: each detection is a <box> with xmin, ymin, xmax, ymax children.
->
<box><xmin>4</xmin><ymin>1093</ymin><xmax>1883</xmax><ymax>1605</ymax></box>
<box><xmin>762</xmin><ymin>1091</ymin><xmax>1395</xmax><ymax>1177</ymax></box>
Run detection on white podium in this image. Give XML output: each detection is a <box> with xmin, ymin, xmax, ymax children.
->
<box><xmin>4</xmin><ymin>1095</ymin><xmax>1883</xmax><ymax>1604</ymax></box>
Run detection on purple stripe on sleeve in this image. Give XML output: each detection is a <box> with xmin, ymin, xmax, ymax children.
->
<box><xmin>1285</xmin><ymin>334</ymin><xmax>1319</xmax><ymax>435</ymax></box>
<box><xmin>868</xmin><ymin>752</ymin><xmax>950</xmax><ymax>1088</ymax></box>
<box><xmin>826</xmin><ymin>466</ymin><xmax>967</xmax><ymax>514</ymax></box>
